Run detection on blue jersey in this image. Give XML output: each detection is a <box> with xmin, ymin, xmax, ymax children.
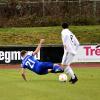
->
<box><xmin>21</xmin><ymin>52</ymin><xmax>53</xmax><ymax>75</ymax></box>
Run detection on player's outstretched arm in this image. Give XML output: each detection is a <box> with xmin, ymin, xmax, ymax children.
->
<box><xmin>21</xmin><ymin>68</ymin><xmax>27</xmax><ymax>81</ymax></box>
<box><xmin>33</xmin><ymin>39</ymin><xmax>45</xmax><ymax>55</ymax></box>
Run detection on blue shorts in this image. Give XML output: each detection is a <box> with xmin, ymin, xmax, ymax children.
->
<box><xmin>35</xmin><ymin>62</ymin><xmax>53</xmax><ymax>75</ymax></box>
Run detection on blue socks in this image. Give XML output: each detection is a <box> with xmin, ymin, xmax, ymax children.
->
<box><xmin>51</xmin><ymin>65</ymin><xmax>64</xmax><ymax>73</ymax></box>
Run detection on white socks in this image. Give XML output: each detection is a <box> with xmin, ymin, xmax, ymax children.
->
<box><xmin>64</xmin><ymin>66</ymin><xmax>75</xmax><ymax>79</ymax></box>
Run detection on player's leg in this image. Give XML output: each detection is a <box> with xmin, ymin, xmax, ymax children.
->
<box><xmin>40</xmin><ymin>62</ymin><xmax>63</xmax><ymax>73</ymax></box>
<box><xmin>51</xmin><ymin>64</ymin><xmax>64</xmax><ymax>73</ymax></box>
<box><xmin>61</xmin><ymin>52</ymin><xmax>78</xmax><ymax>84</ymax></box>
<box><xmin>36</xmin><ymin>62</ymin><xmax>53</xmax><ymax>75</ymax></box>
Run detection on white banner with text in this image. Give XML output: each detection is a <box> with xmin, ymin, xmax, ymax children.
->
<box><xmin>73</xmin><ymin>45</ymin><xmax>100</xmax><ymax>62</ymax></box>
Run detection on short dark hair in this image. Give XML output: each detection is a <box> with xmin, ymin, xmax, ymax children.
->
<box><xmin>62</xmin><ymin>22</ymin><xmax>69</xmax><ymax>29</ymax></box>
<box><xmin>20</xmin><ymin>50</ymin><xmax>27</xmax><ymax>57</ymax></box>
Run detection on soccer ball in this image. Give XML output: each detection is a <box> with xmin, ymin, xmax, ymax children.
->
<box><xmin>59</xmin><ymin>74</ymin><xmax>67</xmax><ymax>82</ymax></box>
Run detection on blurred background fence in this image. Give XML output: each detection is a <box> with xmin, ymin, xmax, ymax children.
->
<box><xmin>0</xmin><ymin>0</ymin><xmax>100</xmax><ymax>27</ymax></box>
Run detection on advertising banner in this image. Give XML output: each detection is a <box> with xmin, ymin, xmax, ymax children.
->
<box><xmin>73</xmin><ymin>45</ymin><xmax>100</xmax><ymax>62</ymax></box>
<box><xmin>0</xmin><ymin>45</ymin><xmax>100</xmax><ymax>64</ymax></box>
<box><xmin>0</xmin><ymin>46</ymin><xmax>40</xmax><ymax>64</ymax></box>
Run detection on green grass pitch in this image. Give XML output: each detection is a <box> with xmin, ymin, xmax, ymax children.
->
<box><xmin>0</xmin><ymin>67</ymin><xmax>100</xmax><ymax>100</ymax></box>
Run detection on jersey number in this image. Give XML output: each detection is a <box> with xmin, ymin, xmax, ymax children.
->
<box><xmin>25</xmin><ymin>59</ymin><xmax>35</xmax><ymax>69</ymax></box>
<box><xmin>70</xmin><ymin>35</ymin><xmax>73</xmax><ymax>43</ymax></box>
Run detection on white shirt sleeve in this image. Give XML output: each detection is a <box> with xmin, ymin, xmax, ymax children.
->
<box><xmin>73</xmin><ymin>35</ymin><xmax>80</xmax><ymax>45</ymax></box>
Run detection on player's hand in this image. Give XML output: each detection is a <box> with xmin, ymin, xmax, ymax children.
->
<box><xmin>22</xmin><ymin>73</ymin><xmax>27</xmax><ymax>81</ymax></box>
<box><xmin>40</xmin><ymin>39</ymin><xmax>45</xmax><ymax>43</ymax></box>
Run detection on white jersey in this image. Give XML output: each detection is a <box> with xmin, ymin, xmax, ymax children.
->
<box><xmin>61</xmin><ymin>29</ymin><xmax>80</xmax><ymax>55</ymax></box>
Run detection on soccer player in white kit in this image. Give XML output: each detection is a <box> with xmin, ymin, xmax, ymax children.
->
<box><xmin>61</xmin><ymin>22</ymin><xmax>80</xmax><ymax>84</ymax></box>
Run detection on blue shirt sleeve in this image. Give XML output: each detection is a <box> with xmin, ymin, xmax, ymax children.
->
<box><xmin>21</xmin><ymin>64</ymin><xmax>26</xmax><ymax>69</ymax></box>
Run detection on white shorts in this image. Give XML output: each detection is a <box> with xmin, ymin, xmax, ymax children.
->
<box><xmin>61</xmin><ymin>51</ymin><xmax>75</xmax><ymax>65</ymax></box>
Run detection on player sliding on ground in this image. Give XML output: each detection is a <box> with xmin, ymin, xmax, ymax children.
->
<box><xmin>20</xmin><ymin>39</ymin><xmax>64</xmax><ymax>81</ymax></box>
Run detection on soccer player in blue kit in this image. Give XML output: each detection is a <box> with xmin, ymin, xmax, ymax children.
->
<box><xmin>21</xmin><ymin>39</ymin><xmax>64</xmax><ymax>81</ymax></box>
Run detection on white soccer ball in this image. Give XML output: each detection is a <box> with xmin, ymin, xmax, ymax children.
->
<box><xmin>59</xmin><ymin>74</ymin><xmax>67</xmax><ymax>82</ymax></box>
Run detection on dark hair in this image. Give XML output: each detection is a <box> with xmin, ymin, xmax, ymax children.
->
<box><xmin>20</xmin><ymin>50</ymin><xmax>27</xmax><ymax>57</ymax></box>
<box><xmin>62</xmin><ymin>22</ymin><xmax>69</xmax><ymax>29</ymax></box>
